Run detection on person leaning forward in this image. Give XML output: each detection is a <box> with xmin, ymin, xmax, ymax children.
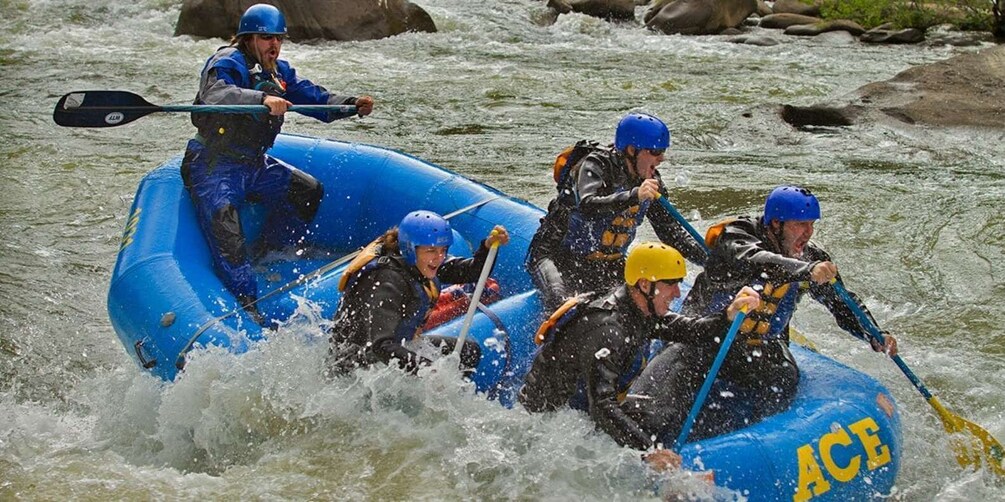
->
<box><xmin>526</xmin><ymin>113</ymin><xmax>707</xmax><ymax>312</ymax></box>
<box><xmin>326</xmin><ymin>210</ymin><xmax>509</xmax><ymax>377</ymax></box>
<box><xmin>180</xmin><ymin>3</ymin><xmax>375</xmax><ymax>325</ymax></box>
<box><xmin>623</xmin><ymin>186</ymin><xmax>898</xmax><ymax>444</ymax></box>
<box><xmin>518</xmin><ymin>242</ymin><xmax>759</xmax><ymax>468</ymax></box>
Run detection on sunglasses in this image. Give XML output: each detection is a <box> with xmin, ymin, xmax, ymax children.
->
<box><xmin>646</xmin><ymin>148</ymin><xmax>666</xmax><ymax>156</ymax></box>
<box><xmin>258</xmin><ymin>34</ymin><xmax>285</xmax><ymax>41</ymax></box>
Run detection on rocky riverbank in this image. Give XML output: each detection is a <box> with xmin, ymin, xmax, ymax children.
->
<box><xmin>781</xmin><ymin>45</ymin><xmax>1005</xmax><ymax>129</ymax></box>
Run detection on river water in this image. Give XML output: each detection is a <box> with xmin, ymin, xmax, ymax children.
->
<box><xmin>2</xmin><ymin>0</ymin><xmax>1003</xmax><ymax>499</ymax></box>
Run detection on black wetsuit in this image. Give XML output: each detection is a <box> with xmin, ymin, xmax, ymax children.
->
<box><xmin>526</xmin><ymin>148</ymin><xmax>707</xmax><ymax>311</ymax></box>
<box><xmin>326</xmin><ymin>243</ymin><xmax>491</xmax><ymax>376</ymax></box>
<box><xmin>518</xmin><ymin>285</ymin><xmax>728</xmax><ymax>450</ymax></box>
<box><xmin>624</xmin><ymin>216</ymin><xmax>882</xmax><ymax>443</ymax></box>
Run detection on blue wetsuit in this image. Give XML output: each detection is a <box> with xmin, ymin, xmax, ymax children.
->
<box><xmin>181</xmin><ymin>45</ymin><xmax>359</xmax><ymax>308</ymax></box>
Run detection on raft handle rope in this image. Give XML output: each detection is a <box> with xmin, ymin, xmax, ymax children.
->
<box><xmin>133</xmin><ymin>340</ymin><xmax>157</xmax><ymax>369</ymax></box>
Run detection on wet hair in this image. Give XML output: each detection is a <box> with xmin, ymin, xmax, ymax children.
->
<box><xmin>379</xmin><ymin>228</ymin><xmax>401</xmax><ymax>256</ymax></box>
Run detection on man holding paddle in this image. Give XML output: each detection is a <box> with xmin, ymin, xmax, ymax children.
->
<box><xmin>181</xmin><ymin>3</ymin><xmax>374</xmax><ymax>324</ymax></box>
<box><xmin>623</xmin><ymin>186</ymin><xmax>898</xmax><ymax>444</ymax></box>
<box><xmin>519</xmin><ymin>242</ymin><xmax>759</xmax><ymax>467</ymax></box>
<box><xmin>526</xmin><ymin>113</ymin><xmax>707</xmax><ymax>312</ymax></box>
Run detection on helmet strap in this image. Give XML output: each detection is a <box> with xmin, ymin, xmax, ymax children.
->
<box><xmin>635</xmin><ymin>281</ymin><xmax>659</xmax><ymax>317</ymax></box>
<box><xmin>768</xmin><ymin>220</ymin><xmax>786</xmax><ymax>252</ymax></box>
<box><xmin>624</xmin><ymin>147</ymin><xmax>642</xmax><ymax>181</ymax></box>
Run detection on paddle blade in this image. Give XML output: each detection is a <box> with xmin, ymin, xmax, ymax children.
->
<box><xmin>789</xmin><ymin>327</ymin><xmax>819</xmax><ymax>352</ymax></box>
<box><xmin>930</xmin><ymin>397</ymin><xmax>1005</xmax><ymax>476</ymax></box>
<box><xmin>53</xmin><ymin>90</ymin><xmax>159</xmax><ymax>128</ymax></box>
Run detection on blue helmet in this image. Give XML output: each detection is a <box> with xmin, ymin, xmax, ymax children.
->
<box><xmin>397</xmin><ymin>210</ymin><xmax>454</xmax><ymax>266</ymax></box>
<box><xmin>237</xmin><ymin>4</ymin><xmax>287</xmax><ymax>36</ymax></box>
<box><xmin>614</xmin><ymin>113</ymin><xmax>671</xmax><ymax>152</ymax></box>
<box><xmin>764</xmin><ymin>185</ymin><xmax>821</xmax><ymax>223</ymax></box>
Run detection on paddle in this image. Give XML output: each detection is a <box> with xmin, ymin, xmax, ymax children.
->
<box><xmin>673</xmin><ymin>305</ymin><xmax>749</xmax><ymax>450</ymax></box>
<box><xmin>452</xmin><ymin>232</ymin><xmax>501</xmax><ymax>360</ymax></box>
<box><xmin>655</xmin><ymin>194</ymin><xmax>710</xmax><ymax>257</ymax></box>
<box><xmin>832</xmin><ymin>279</ymin><xmax>1004</xmax><ymax>476</ymax></box>
<box><xmin>53</xmin><ymin>90</ymin><xmax>356</xmax><ymax>128</ymax></box>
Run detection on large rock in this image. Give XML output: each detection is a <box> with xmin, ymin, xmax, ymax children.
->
<box><xmin>728</xmin><ymin>34</ymin><xmax>781</xmax><ymax>46</ymax></box>
<box><xmin>547</xmin><ymin>0</ymin><xmax>637</xmax><ymax>21</ymax></box>
<box><xmin>860</xmin><ymin>27</ymin><xmax>925</xmax><ymax>44</ymax></box>
<box><xmin>780</xmin><ymin>45</ymin><xmax>1005</xmax><ymax>128</ymax></box>
<box><xmin>175</xmin><ymin>0</ymin><xmax>437</xmax><ymax>42</ymax></box>
<box><xmin>772</xmin><ymin>0</ymin><xmax>820</xmax><ymax>17</ymax></box>
<box><xmin>783</xmin><ymin>19</ymin><xmax>865</xmax><ymax>37</ymax></box>
<box><xmin>758</xmin><ymin>12</ymin><xmax>820</xmax><ymax>29</ymax></box>
<box><xmin>645</xmin><ymin>0</ymin><xmax>757</xmax><ymax>35</ymax></box>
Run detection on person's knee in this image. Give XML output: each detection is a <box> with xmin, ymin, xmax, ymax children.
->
<box><xmin>210</xmin><ymin>204</ymin><xmax>247</xmax><ymax>265</ymax></box>
<box><xmin>622</xmin><ymin>389</ymin><xmax>682</xmax><ymax>437</ymax></box>
<box><xmin>517</xmin><ymin>383</ymin><xmax>549</xmax><ymax>413</ymax></box>
<box><xmin>530</xmin><ymin>257</ymin><xmax>568</xmax><ymax>310</ymax></box>
<box><xmin>517</xmin><ymin>367</ymin><xmax>559</xmax><ymax>413</ymax></box>
<box><xmin>288</xmin><ymin>170</ymin><xmax>323</xmax><ymax>221</ymax></box>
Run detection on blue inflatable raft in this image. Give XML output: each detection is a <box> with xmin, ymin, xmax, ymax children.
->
<box><xmin>108</xmin><ymin>133</ymin><xmax>901</xmax><ymax>501</ymax></box>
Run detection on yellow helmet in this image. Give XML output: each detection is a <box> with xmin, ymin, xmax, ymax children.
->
<box><xmin>624</xmin><ymin>242</ymin><xmax>687</xmax><ymax>285</ymax></box>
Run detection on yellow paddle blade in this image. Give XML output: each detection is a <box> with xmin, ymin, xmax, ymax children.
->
<box><xmin>788</xmin><ymin>327</ymin><xmax>819</xmax><ymax>352</ymax></box>
<box><xmin>929</xmin><ymin>397</ymin><xmax>1005</xmax><ymax>476</ymax></box>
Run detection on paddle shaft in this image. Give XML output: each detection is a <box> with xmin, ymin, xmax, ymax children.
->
<box><xmin>453</xmin><ymin>241</ymin><xmax>500</xmax><ymax>357</ymax></box>
<box><xmin>73</xmin><ymin>103</ymin><xmax>356</xmax><ymax>114</ymax></box>
<box><xmin>832</xmin><ymin>280</ymin><xmax>934</xmax><ymax>398</ymax></box>
<box><xmin>674</xmin><ymin>307</ymin><xmax>747</xmax><ymax>450</ymax></box>
<box><xmin>53</xmin><ymin>90</ymin><xmax>356</xmax><ymax>128</ymax></box>
<box><xmin>655</xmin><ymin>195</ymin><xmax>710</xmax><ymax>256</ymax></box>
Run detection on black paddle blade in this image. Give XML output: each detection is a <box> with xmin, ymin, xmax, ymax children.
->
<box><xmin>53</xmin><ymin>90</ymin><xmax>160</xmax><ymax>128</ymax></box>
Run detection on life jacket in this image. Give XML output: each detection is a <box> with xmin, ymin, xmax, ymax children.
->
<box><xmin>705</xmin><ymin>218</ymin><xmax>805</xmax><ymax>343</ymax></box>
<box><xmin>704</xmin><ymin>217</ymin><xmax>736</xmax><ymax>250</ymax></box>
<box><xmin>191</xmin><ymin>47</ymin><xmax>286</xmax><ymax>159</ymax></box>
<box><xmin>562</xmin><ymin>199</ymin><xmax>649</xmax><ymax>260</ymax></box>
<box><xmin>423</xmin><ymin>278</ymin><xmax>502</xmax><ymax>330</ymax></box>
<box><xmin>527</xmin><ymin>142</ymin><xmax>613</xmax><ymax>266</ymax></box>
<box><xmin>553</xmin><ymin>140</ymin><xmax>606</xmax><ymax>191</ymax></box>
<box><xmin>534</xmin><ymin>292</ymin><xmax>595</xmax><ymax>345</ymax></box>
<box><xmin>737</xmin><ymin>281</ymin><xmax>805</xmax><ymax>343</ymax></box>
<box><xmin>338</xmin><ymin>240</ymin><xmax>441</xmax><ymax>344</ymax></box>
<box><xmin>555</xmin><ymin>145</ymin><xmax>648</xmax><ymax>260</ymax></box>
<box><xmin>338</xmin><ymin>239</ymin><xmax>382</xmax><ymax>292</ymax></box>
